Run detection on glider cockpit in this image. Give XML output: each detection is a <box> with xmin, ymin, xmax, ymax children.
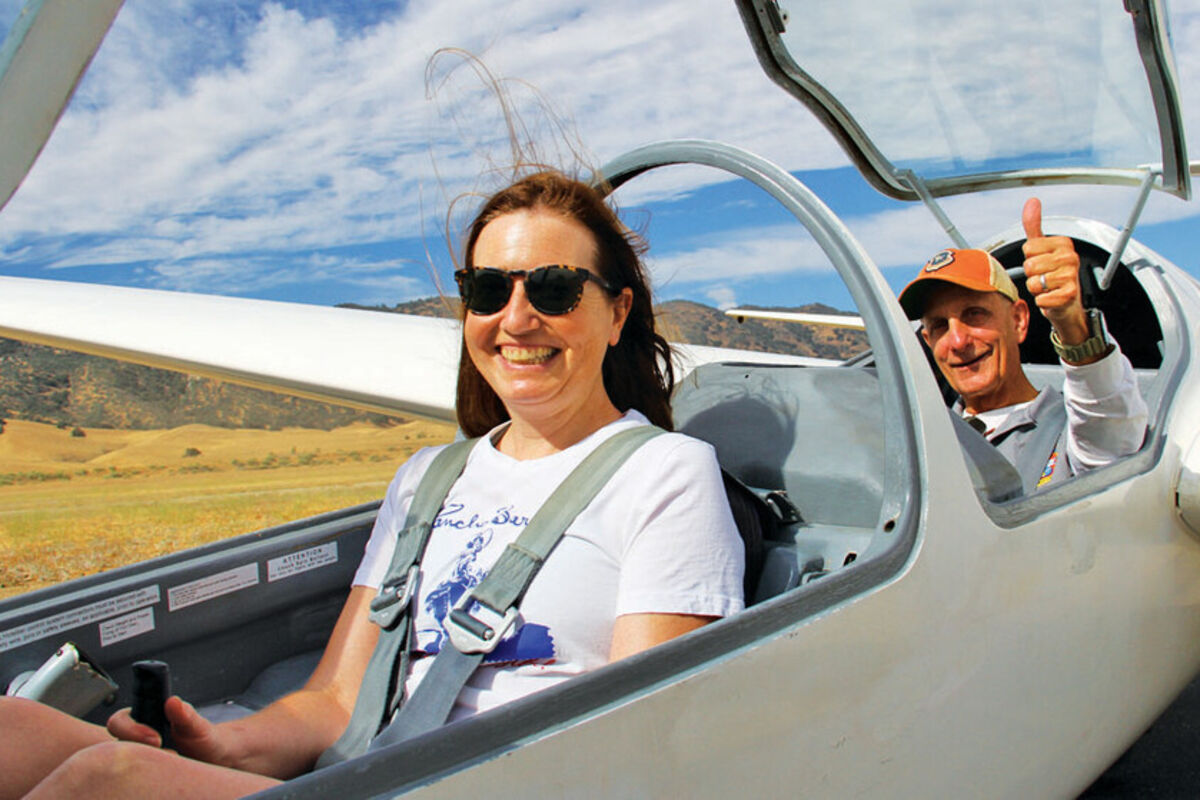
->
<box><xmin>3</xmin><ymin>0</ymin><xmax>1200</xmax><ymax>796</ymax></box>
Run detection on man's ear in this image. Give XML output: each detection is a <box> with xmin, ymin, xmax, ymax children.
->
<box><xmin>1012</xmin><ymin>298</ymin><xmax>1031</xmax><ymax>344</ymax></box>
<box><xmin>919</xmin><ymin>326</ymin><xmax>932</xmax><ymax>348</ymax></box>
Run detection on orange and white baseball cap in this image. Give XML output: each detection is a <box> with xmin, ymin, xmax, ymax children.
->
<box><xmin>898</xmin><ymin>248</ymin><xmax>1019</xmax><ymax>320</ymax></box>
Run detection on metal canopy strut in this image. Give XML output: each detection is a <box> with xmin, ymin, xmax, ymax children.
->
<box><xmin>1099</xmin><ymin>167</ymin><xmax>1160</xmax><ymax>290</ymax></box>
<box><xmin>899</xmin><ymin>170</ymin><xmax>969</xmax><ymax>249</ymax></box>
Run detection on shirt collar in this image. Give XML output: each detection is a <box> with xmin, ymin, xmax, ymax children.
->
<box><xmin>954</xmin><ymin>386</ymin><xmax>1062</xmax><ymax>441</ymax></box>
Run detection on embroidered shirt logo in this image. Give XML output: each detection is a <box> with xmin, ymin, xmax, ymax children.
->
<box><xmin>1037</xmin><ymin>449</ymin><xmax>1058</xmax><ymax>488</ymax></box>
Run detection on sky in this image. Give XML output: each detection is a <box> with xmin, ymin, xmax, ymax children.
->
<box><xmin>0</xmin><ymin>0</ymin><xmax>1196</xmax><ymax>314</ymax></box>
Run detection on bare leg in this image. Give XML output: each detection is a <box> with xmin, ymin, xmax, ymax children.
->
<box><xmin>0</xmin><ymin>697</ymin><xmax>112</xmax><ymax>800</ymax></box>
<box><xmin>25</xmin><ymin>741</ymin><xmax>281</xmax><ymax>800</ymax></box>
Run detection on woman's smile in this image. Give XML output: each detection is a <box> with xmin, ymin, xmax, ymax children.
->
<box><xmin>499</xmin><ymin>344</ymin><xmax>558</xmax><ymax>365</ymax></box>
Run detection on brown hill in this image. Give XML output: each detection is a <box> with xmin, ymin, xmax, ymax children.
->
<box><xmin>0</xmin><ymin>339</ymin><xmax>398</xmax><ymax>431</ymax></box>
<box><xmin>339</xmin><ymin>295</ymin><xmax>458</xmax><ymax>318</ymax></box>
<box><xmin>656</xmin><ymin>300</ymin><xmax>866</xmax><ymax>360</ymax></box>
<box><xmin>1</xmin><ymin>295</ymin><xmax>864</xmax><ymax>432</ymax></box>
<box><xmin>345</xmin><ymin>296</ymin><xmax>867</xmax><ymax>360</ymax></box>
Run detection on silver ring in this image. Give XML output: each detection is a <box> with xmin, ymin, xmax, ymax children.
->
<box><xmin>1038</xmin><ymin>274</ymin><xmax>1048</xmax><ymax>292</ymax></box>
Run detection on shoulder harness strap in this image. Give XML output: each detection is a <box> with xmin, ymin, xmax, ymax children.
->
<box><xmin>316</xmin><ymin>437</ymin><xmax>476</xmax><ymax>768</ymax></box>
<box><xmin>366</xmin><ymin>424</ymin><xmax>665</xmax><ymax>753</ymax></box>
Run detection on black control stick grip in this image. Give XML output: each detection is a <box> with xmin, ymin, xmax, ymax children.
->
<box><xmin>130</xmin><ymin>660</ymin><xmax>172</xmax><ymax>748</ymax></box>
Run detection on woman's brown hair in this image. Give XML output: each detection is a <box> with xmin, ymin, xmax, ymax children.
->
<box><xmin>455</xmin><ymin>171</ymin><xmax>674</xmax><ymax>436</ymax></box>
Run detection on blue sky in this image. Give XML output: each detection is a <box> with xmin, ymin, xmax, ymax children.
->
<box><xmin>0</xmin><ymin>0</ymin><xmax>1196</xmax><ymax>314</ymax></box>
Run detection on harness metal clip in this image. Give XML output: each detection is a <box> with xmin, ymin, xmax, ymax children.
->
<box><xmin>368</xmin><ymin>564</ymin><xmax>420</xmax><ymax>629</ymax></box>
<box><xmin>446</xmin><ymin>592</ymin><xmax>519</xmax><ymax>654</ymax></box>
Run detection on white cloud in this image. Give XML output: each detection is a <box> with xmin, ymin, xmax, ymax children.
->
<box><xmin>1</xmin><ymin>0</ymin><xmax>831</xmax><ymax>231</ymax></box>
<box><xmin>704</xmin><ymin>286</ymin><xmax>738</xmax><ymax>310</ymax></box>
<box><xmin>647</xmin><ymin>224</ymin><xmax>835</xmax><ymax>288</ymax></box>
<box><xmin>146</xmin><ymin>252</ymin><xmax>424</xmax><ymax>296</ymax></box>
<box><xmin>642</xmin><ymin>175</ymin><xmax>1200</xmax><ymax>296</ymax></box>
<box><xmin>0</xmin><ymin>0</ymin><xmax>1195</xmax><ymax>302</ymax></box>
<box><xmin>777</xmin><ymin>0</ymin><xmax>1162</xmax><ymax>168</ymax></box>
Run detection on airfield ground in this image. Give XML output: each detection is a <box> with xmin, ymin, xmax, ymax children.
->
<box><xmin>3</xmin><ymin>417</ymin><xmax>1199</xmax><ymax>794</ymax></box>
<box><xmin>0</xmin><ymin>418</ymin><xmax>455</xmax><ymax>599</ymax></box>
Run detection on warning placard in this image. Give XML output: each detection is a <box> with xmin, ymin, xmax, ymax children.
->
<box><xmin>167</xmin><ymin>564</ymin><xmax>259</xmax><ymax>611</ymax></box>
<box><xmin>0</xmin><ymin>585</ymin><xmax>160</xmax><ymax>653</ymax></box>
<box><xmin>267</xmin><ymin>542</ymin><xmax>338</xmax><ymax>582</ymax></box>
<box><xmin>100</xmin><ymin>607</ymin><xmax>156</xmax><ymax>647</ymax></box>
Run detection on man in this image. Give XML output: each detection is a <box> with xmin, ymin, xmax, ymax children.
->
<box><xmin>898</xmin><ymin>199</ymin><xmax>1147</xmax><ymax>492</ymax></box>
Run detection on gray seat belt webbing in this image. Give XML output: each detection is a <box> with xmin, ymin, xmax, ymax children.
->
<box><xmin>367</xmin><ymin>424</ymin><xmax>664</xmax><ymax>752</ymax></box>
<box><xmin>1014</xmin><ymin>399</ymin><xmax>1067</xmax><ymax>495</ymax></box>
<box><xmin>316</xmin><ymin>438</ymin><xmax>476</xmax><ymax>768</ymax></box>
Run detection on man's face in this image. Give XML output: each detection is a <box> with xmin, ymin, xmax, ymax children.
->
<box><xmin>920</xmin><ymin>284</ymin><xmax>1030</xmax><ymax>414</ymax></box>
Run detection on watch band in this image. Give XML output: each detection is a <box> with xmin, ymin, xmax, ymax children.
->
<box><xmin>1051</xmin><ymin>308</ymin><xmax>1108</xmax><ymax>363</ymax></box>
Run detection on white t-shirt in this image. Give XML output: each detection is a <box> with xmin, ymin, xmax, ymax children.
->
<box><xmin>353</xmin><ymin>410</ymin><xmax>744</xmax><ymax>721</ymax></box>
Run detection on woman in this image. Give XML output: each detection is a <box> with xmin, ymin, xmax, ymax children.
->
<box><xmin>1</xmin><ymin>171</ymin><xmax>744</xmax><ymax>798</ymax></box>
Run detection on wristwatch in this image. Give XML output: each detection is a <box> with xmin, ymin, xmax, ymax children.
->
<box><xmin>1051</xmin><ymin>307</ymin><xmax>1109</xmax><ymax>363</ymax></box>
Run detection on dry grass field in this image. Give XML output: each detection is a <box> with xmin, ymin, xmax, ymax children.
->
<box><xmin>0</xmin><ymin>418</ymin><xmax>456</xmax><ymax>599</ymax></box>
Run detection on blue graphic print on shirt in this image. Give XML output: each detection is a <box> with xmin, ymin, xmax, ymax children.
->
<box><xmin>415</xmin><ymin>502</ymin><xmax>556</xmax><ymax>666</ymax></box>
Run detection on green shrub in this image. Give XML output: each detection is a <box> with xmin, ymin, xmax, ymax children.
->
<box><xmin>176</xmin><ymin>463</ymin><xmax>217</xmax><ymax>474</ymax></box>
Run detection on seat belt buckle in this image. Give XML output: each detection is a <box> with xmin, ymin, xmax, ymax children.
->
<box><xmin>368</xmin><ymin>564</ymin><xmax>420</xmax><ymax>629</ymax></box>
<box><xmin>446</xmin><ymin>592</ymin><xmax>518</xmax><ymax>654</ymax></box>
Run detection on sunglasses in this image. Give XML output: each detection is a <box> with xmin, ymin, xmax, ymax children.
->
<box><xmin>454</xmin><ymin>265</ymin><xmax>618</xmax><ymax>316</ymax></box>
